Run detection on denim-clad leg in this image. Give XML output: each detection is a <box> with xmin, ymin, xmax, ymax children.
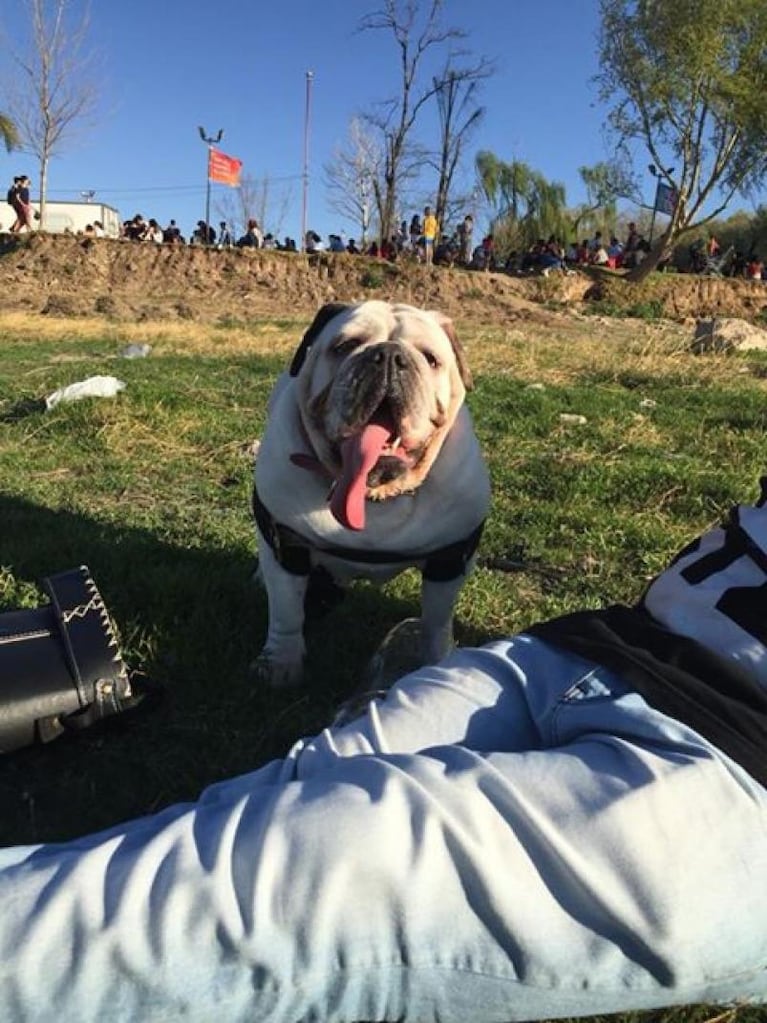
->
<box><xmin>0</xmin><ymin>636</ymin><xmax>765</xmax><ymax>1022</ymax></box>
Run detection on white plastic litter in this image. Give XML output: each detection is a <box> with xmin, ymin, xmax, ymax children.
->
<box><xmin>119</xmin><ymin>343</ymin><xmax>152</xmax><ymax>359</ymax></box>
<box><xmin>45</xmin><ymin>375</ymin><xmax>126</xmax><ymax>410</ymax></box>
<box><xmin>558</xmin><ymin>413</ymin><xmax>588</xmax><ymax>425</ymax></box>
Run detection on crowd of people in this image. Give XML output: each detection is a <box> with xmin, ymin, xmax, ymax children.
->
<box><xmin>6</xmin><ymin>177</ymin><xmax>766</xmax><ymax>283</ymax></box>
<box><xmin>116</xmin><ymin>213</ymin><xmax>298</xmax><ymax>251</ymax></box>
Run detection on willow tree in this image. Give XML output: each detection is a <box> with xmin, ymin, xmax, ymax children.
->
<box><xmin>597</xmin><ymin>0</ymin><xmax>767</xmax><ymax>280</ymax></box>
<box><xmin>0</xmin><ymin>114</ymin><xmax>19</xmax><ymax>151</ymax></box>
<box><xmin>475</xmin><ymin>152</ymin><xmax>568</xmax><ymax>253</ymax></box>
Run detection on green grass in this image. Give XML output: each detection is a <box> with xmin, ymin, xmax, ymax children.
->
<box><xmin>1</xmin><ymin>316</ymin><xmax>766</xmax><ymax>1023</ymax></box>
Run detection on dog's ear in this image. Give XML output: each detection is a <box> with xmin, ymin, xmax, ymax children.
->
<box><xmin>431</xmin><ymin>312</ymin><xmax>474</xmax><ymax>391</ymax></box>
<box><xmin>289</xmin><ymin>302</ymin><xmax>350</xmax><ymax>377</ymax></box>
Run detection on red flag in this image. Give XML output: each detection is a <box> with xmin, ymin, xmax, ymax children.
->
<box><xmin>208</xmin><ymin>148</ymin><xmax>243</xmax><ymax>186</ymax></box>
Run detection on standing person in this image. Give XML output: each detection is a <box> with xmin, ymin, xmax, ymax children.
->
<box><xmin>1</xmin><ymin>478</ymin><xmax>767</xmax><ymax>1019</ymax></box>
<box><xmin>218</xmin><ymin>221</ymin><xmax>233</xmax><ymax>248</ymax></box>
<box><xmin>481</xmin><ymin>232</ymin><xmax>495</xmax><ymax>270</ymax></box>
<box><xmin>10</xmin><ymin>175</ymin><xmax>34</xmax><ymax>234</ymax></box>
<box><xmin>457</xmin><ymin>213</ymin><xmax>474</xmax><ymax>265</ymax></box>
<box><xmin>5</xmin><ymin>176</ymin><xmax>20</xmax><ymax>231</ymax></box>
<box><xmin>422</xmin><ymin>205</ymin><xmax>439</xmax><ymax>266</ymax></box>
<box><xmin>408</xmin><ymin>212</ymin><xmax>422</xmax><ymax>251</ymax></box>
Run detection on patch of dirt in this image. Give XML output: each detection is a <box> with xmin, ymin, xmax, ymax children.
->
<box><xmin>2</xmin><ymin>233</ymin><xmax>766</xmax><ymax>327</ymax></box>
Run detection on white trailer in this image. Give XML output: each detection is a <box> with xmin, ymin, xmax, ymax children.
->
<box><xmin>32</xmin><ymin>201</ymin><xmax>122</xmax><ymax>239</ymax></box>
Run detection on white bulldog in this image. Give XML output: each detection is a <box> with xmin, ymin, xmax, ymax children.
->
<box><xmin>253</xmin><ymin>300</ymin><xmax>491</xmax><ymax>686</ymax></box>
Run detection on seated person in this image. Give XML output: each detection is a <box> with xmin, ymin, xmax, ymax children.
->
<box><xmin>144</xmin><ymin>218</ymin><xmax>163</xmax><ymax>244</ymax></box>
<box><xmin>576</xmin><ymin>238</ymin><xmax>591</xmax><ymax>265</ymax></box>
<box><xmin>0</xmin><ymin>479</ymin><xmax>766</xmax><ymax>1020</ymax></box>
<box><xmin>504</xmin><ymin>249</ymin><xmax>521</xmax><ymax>274</ymax></box>
<box><xmin>192</xmin><ymin>221</ymin><xmax>215</xmax><ymax>245</ymax></box>
<box><xmin>590</xmin><ymin>242</ymin><xmax>610</xmax><ymax>266</ymax></box>
<box><xmin>162</xmin><ymin>220</ymin><xmax>182</xmax><ymax>244</ymax></box>
<box><xmin>538</xmin><ymin>235</ymin><xmax>564</xmax><ymax>272</ymax></box>
<box><xmin>124</xmin><ymin>214</ymin><xmax>147</xmax><ymax>241</ymax></box>
<box><xmin>470</xmin><ymin>242</ymin><xmax>487</xmax><ymax>270</ymax></box>
<box><xmin>380</xmin><ymin>237</ymin><xmax>398</xmax><ymax>261</ymax></box>
<box><xmin>607</xmin><ymin>236</ymin><xmax>624</xmax><ymax>268</ymax></box>
<box><xmin>746</xmin><ymin>254</ymin><xmax>764</xmax><ymax>281</ymax></box>
<box><xmin>236</xmin><ymin>220</ymin><xmax>263</xmax><ymax>249</ymax></box>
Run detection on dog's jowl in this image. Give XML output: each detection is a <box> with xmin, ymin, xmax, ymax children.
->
<box><xmin>253</xmin><ymin>300</ymin><xmax>491</xmax><ymax>686</ymax></box>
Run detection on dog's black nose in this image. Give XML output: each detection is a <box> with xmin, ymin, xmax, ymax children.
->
<box><xmin>369</xmin><ymin>342</ymin><xmax>409</xmax><ymax>373</ymax></box>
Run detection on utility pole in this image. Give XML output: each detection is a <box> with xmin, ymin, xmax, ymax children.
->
<box><xmin>198</xmin><ymin>125</ymin><xmax>223</xmax><ymax>244</ymax></box>
<box><xmin>301</xmin><ymin>70</ymin><xmax>314</xmax><ymax>252</ymax></box>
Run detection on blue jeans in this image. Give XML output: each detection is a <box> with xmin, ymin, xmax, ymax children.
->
<box><xmin>0</xmin><ymin>635</ymin><xmax>765</xmax><ymax>1021</ymax></box>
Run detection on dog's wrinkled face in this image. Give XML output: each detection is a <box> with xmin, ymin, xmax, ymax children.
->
<box><xmin>289</xmin><ymin>301</ymin><xmax>473</xmax><ymax>530</ymax></box>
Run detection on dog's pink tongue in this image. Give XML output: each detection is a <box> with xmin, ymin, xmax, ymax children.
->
<box><xmin>330</xmin><ymin>423</ymin><xmax>391</xmax><ymax>531</ymax></box>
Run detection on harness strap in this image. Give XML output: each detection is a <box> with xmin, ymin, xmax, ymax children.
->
<box><xmin>253</xmin><ymin>486</ymin><xmax>484</xmax><ymax>581</ymax></box>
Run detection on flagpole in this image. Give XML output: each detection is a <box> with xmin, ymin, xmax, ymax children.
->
<box><xmin>198</xmin><ymin>126</ymin><xmax>223</xmax><ymax>245</ymax></box>
<box><xmin>301</xmin><ymin>70</ymin><xmax>314</xmax><ymax>253</ymax></box>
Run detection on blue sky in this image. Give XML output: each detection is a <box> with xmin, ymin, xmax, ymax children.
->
<box><xmin>3</xmin><ymin>1</ymin><xmax>620</xmax><ymax>242</ymax></box>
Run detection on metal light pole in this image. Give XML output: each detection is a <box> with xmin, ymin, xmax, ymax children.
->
<box><xmin>198</xmin><ymin>126</ymin><xmax>223</xmax><ymax>244</ymax></box>
<box><xmin>301</xmin><ymin>71</ymin><xmax>314</xmax><ymax>252</ymax></box>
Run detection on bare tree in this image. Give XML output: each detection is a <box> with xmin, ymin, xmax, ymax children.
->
<box><xmin>359</xmin><ymin>0</ymin><xmax>468</xmax><ymax>242</ymax></box>
<box><xmin>323</xmin><ymin>118</ymin><xmax>381</xmax><ymax>246</ymax></box>
<box><xmin>8</xmin><ymin>0</ymin><xmax>100</xmax><ymax>228</ymax></box>
<box><xmin>216</xmin><ymin>174</ymin><xmax>294</xmax><ymax>243</ymax></box>
<box><xmin>430</xmin><ymin>60</ymin><xmax>492</xmax><ymax>232</ymax></box>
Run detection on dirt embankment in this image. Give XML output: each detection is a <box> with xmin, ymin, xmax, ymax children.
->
<box><xmin>1</xmin><ymin>233</ymin><xmax>766</xmax><ymax>327</ymax></box>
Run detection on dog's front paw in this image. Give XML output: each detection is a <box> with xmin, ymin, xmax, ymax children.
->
<box><xmin>250</xmin><ymin>652</ymin><xmax>305</xmax><ymax>688</ymax></box>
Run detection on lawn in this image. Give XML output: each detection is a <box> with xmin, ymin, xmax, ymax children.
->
<box><xmin>0</xmin><ymin>311</ymin><xmax>765</xmax><ymax>1023</ymax></box>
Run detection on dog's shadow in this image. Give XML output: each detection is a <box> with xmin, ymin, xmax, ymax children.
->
<box><xmin>0</xmin><ymin>494</ymin><xmax>487</xmax><ymax>845</ymax></box>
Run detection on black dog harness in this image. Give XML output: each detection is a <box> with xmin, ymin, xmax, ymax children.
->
<box><xmin>253</xmin><ymin>486</ymin><xmax>485</xmax><ymax>582</ymax></box>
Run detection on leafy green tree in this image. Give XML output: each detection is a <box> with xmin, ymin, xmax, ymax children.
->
<box><xmin>475</xmin><ymin>152</ymin><xmax>568</xmax><ymax>255</ymax></box>
<box><xmin>570</xmin><ymin>162</ymin><xmax>626</xmax><ymax>243</ymax></box>
<box><xmin>597</xmin><ymin>0</ymin><xmax>767</xmax><ymax>280</ymax></box>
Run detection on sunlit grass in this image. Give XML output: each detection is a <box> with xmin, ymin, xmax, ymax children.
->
<box><xmin>1</xmin><ymin>312</ymin><xmax>766</xmax><ymax>1023</ymax></box>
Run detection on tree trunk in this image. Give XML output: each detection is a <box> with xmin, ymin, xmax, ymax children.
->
<box><xmin>38</xmin><ymin>155</ymin><xmax>48</xmax><ymax>231</ymax></box>
<box><xmin>625</xmin><ymin>230</ymin><xmax>673</xmax><ymax>283</ymax></box>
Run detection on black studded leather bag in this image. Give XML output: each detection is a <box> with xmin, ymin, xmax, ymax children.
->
<box><xmin>0</xmin><ymin>566</ymin><xmax>152</xmax><ymax>753</ymax></box>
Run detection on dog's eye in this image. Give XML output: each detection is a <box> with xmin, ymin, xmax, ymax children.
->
<box><xmin>332</xmin><ymin>338</ymin><xmax>360</xmax><ymax>357</ymax></box>
<box><xmin>422</xmin><ymin>350</ymin><xmax>440</xmax><ymax>369</ymax></box>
